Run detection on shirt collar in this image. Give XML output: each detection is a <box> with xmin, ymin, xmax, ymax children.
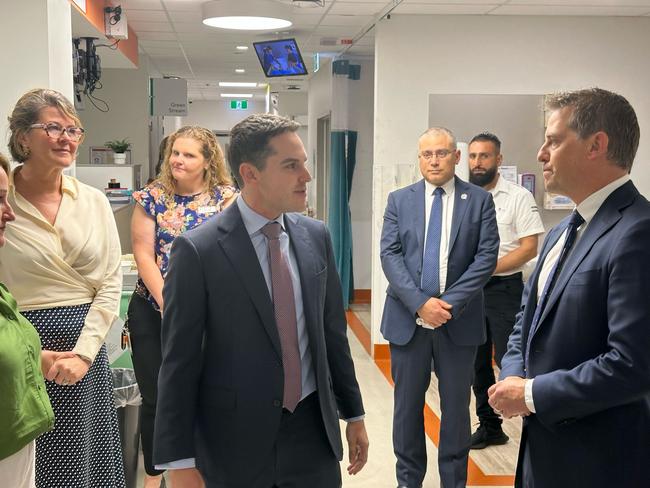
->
<box><xmin>60</xmin><ymin>173</ymin><xmax>78</xmax><ymax>198</ymax></box>
<box><xmin>424</xmin><ymin>176</ymin><xmax>455</xmax><ymax>197</ymax></box>
<box><xmin>490</xmin><ymin>174</ymin><xmax>509</xmax><ymax>195</ymax></box>
<box><xmin>236</xmin><ymin>194</ymin><xmax>285</xmax><ymax>237</ymax></box>
<box><xmin>576</xmin><ymin>174</ymin><xmax>630</xmax><ymax>225</ymax></box>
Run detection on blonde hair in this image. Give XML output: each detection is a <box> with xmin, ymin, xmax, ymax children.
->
<box><xmin>158</xmin><ymin>126</ymin><xmax>232</xmax><ymax>194</ymax></box>
<box><xmin>8</xmin><ymin>88</ymin><xmax>81</xmax><ymax>163</ymax></box>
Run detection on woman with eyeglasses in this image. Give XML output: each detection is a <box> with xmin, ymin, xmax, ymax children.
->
<box><xmin>0</xmin><ymin>89</ymin><xmax>126</xmax><ymax>487</ymax></box>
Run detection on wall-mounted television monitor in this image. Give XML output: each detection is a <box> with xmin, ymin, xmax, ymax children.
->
<box><xmin>253</xmin><ymin>38</ymin><xmax>308</xmax><ymax>77</ymax></box>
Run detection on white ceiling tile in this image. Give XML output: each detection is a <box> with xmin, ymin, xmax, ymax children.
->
<box><xmin>328</xmin><ymin>2</ymin><xmax>387</xmax><ymax>15</ymax></box>
<box><xmin>171</xmin><ymin>21</ymin><xmax>208</xmax><ymax>33</ymax></box>
<box><xmin>165</xmin><ymin>10</ymin><xmax>204</xmax><ymax>22</ymax></box>
<box><xmin>162</xmin><ymin>0</ymin><xmax>204</xmax><ymax>12</ymax></box>
<box><xmin>128</xmin><ymin>21</ymin><xmax>174</xmax><ymax>32</ymax></box>
<box><xmin>140</xmin><ymin>39</ymin><xmax>180</xmax><ymax>47</ymax></box>
<box><xmin>121</xmin><ymin>0</ymin><xmax>165</xmax><ymax>10</ymax></box>
<box><xmin>390</xmin><ymin>0</ymin><xmax>504</xmax><ymax>3</ymax></box>
<box><xmin>510</xmin><ymin>0</ymin><xmax>650</xmax><ymax>5</ymax></box>
<box><xmin>393</xmin><ymin>3</ymin><xmax>497</xmax><ymax>14</ymax></box>
<box><xmin>492</xmin><ymin>5</ymin><xmax>650</xmax><ymax>15</ymax></box>
<box><xmin>307</xmin><ymin>25</ymin><xmax>359</xmax><ymax>36</ymax></box>
<box><xmin>320</xmin><ymin>14</ymin><xmax>375</xmax><ymax>26</ymax></box>
<box><xmin>289</xmin><ymin>13</ymin><xmax>323</xmax><ymax>26</ymax></box>
<box><xmin>125</xmin><ymin>9</ymin><xmax>169</xmax><ymax>22</ymax></box>
<box><xmin>136</xmin><ymin>32</ymin><xmax>178</xmax><ymax>41</ymax></box>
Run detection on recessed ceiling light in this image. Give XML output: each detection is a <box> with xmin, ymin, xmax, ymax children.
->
<box><xmin>219</xmin><ymin>82</ymin><xmax>258</xmax><ymax>88</ymax></box>
<box><xmin>236</xmin><ymin>45</ymin><xmax>249</xmax><ymax>51</ymax></box>
<box><xmin>220</xmin><ymin>93</ymin><xmax>253</xmax><ymax>98</ymax></box>
<box><xmin>202</xmin><ymin>0</ymin><xmax>292</xmax><ymax>31</ymax></box>
<box><xmin>235</xmin><ymin>68</ymin><xmax>246</xmax><ymax>74</ymax></box>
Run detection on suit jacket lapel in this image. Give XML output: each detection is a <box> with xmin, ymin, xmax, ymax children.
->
<box><xmin>217</xmin><ymin>204</ymin><xmax>283</xmax><ymax>360</ymax></box>
<box><xmin>413</xmin><ymin>180</ymin><xmax>426</xmax><ymax>255</ymax></box>
<box><xmin>537</xmin><ymin>181</ymin><xmax>637</xmax><ymax>328</ymax></box>
<box><xmin>449</xmin><ymin>177</ymin><xmax>470</xmax><ymax>253</ymax></box>
<box><xmin>284</xmin><ymin>214</ymin><xmax>320</xmax><ymax>352</ymax></box>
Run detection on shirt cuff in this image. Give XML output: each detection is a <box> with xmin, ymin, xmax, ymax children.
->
<box><xmin>343</xmin><ymin>415</ymin><xmax>365</xmax><ymax>423</ymax></box>
<box><xmin>524</xmin><ymin>378</ymin><xmax>536</xmax><ymax>413</ymax></box>
<box><xmin>155</xmin><ymin>458</ymin><xmax>196</xmax><ymax>470</ymax></box>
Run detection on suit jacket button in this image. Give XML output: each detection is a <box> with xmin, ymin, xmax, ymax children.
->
<box><xmin>273</xmin><ymin>399</ymin><xmax>282</xmax><ymax>407</ymax></box>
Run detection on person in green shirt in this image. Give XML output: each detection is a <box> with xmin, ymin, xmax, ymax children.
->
<box><xmin>0</xmin><ymin>153</ymin><xmax>72</xmax><ymax>487</ymax></box>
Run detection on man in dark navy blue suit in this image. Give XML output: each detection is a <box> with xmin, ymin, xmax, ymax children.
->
<box><xmin>490</xmin><ymin>88</ymin><xmax>650</xmax><ymax>488</ymax></box>
<box><xmin>380</xmin><ymin>127</ymin><xmax>499</xmax><ymax>488</ymax></box>
<box><xmin>154</xmin><ymin>114</ymin><xmax>368</xmax><ymax>487</ymax></box>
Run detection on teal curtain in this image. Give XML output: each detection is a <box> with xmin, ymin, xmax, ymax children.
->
<box><xmin>328</xmin><ymin>59</ymin><xmax>360</xmax><ymax>308</ymax></box>
<box><xmin>328</xmin><ymin>130</ymin><xmax>357</xmax><ymax>308</ymax></box>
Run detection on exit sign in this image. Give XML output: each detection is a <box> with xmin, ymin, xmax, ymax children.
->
<box><xmin>229</xmin><ymin>100</ymin><xmax>248</xmax><ymax>110</ymax></box>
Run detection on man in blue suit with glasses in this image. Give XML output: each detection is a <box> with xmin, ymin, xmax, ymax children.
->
<box><xmin>380</xmin><ymin>127</ymin><xmax>499</xmax><ymax>488</ymax></box>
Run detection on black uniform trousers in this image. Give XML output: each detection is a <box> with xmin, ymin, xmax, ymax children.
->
<box><xmin>472</xmin><ymin>273</ymin><xmax>524</xmax><ymax>427</ymax></box>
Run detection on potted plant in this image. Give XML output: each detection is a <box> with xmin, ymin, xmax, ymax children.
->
<box><xmin>104</xmin><ymin>138</ymin><xmax>131</xmax><ymax>164</ymax></box>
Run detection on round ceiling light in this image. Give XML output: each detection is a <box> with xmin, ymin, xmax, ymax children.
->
<box><xmin>202</xmin><ymin>0</ymin><xmax>293</xmax><ymax>31</ymax></box>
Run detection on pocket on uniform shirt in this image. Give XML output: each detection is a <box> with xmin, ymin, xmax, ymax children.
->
<box><xmin>496</xmin><ymin>211</ymin><xmax>514</xmax><ymax>243</ymax></box>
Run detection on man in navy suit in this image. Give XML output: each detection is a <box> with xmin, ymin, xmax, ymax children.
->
<box><xmin>154</xmin><ymin>114</ymin><xmax>368</xmax><ymax>487</ymax></box>
<box><xmin>489</xmin><ymin>88</ymin><xmax>650</xmax><ymax>488</ymax></box>
<box><xmin>380</xmin><ymin>127</ymin><xmax>499</xmax><ymax>488</ymax></box>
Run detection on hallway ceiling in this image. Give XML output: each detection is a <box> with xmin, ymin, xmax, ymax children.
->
<box><xmin>113</xmin><ymin>0</ymin><xmax>650</xmax><ymax>100</ymax></box>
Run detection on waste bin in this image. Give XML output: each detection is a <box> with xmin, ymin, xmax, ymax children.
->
<box><xmin>112</xmin><ymin>368</ymin><xmax>142</xmax><ymax>488</ymax></box>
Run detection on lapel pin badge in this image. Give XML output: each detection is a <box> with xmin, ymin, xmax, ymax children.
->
<box><xmin>461</xmin><ymin>193</ymin><xmax>468</xmax><ymax>200</ymax></box>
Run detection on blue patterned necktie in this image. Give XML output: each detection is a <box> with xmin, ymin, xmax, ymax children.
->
<box><xmin>526</xmin><ymin>210</ymin><xmax>584</xmax><ymax>365</ymax></box>
<box><xmin>421</xmin><ymin>187</ymin><xmax>445</xmax><ymax>297</ymax></box>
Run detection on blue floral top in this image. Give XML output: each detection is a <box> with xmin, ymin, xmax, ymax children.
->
<box><xmin>133</xmin><ymin>180</ymin><xmax>238</xmax><ymax>310</ymax></box>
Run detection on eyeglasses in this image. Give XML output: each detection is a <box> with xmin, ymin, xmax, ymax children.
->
<box><xmin>419</xmin><ymin>149</ymin><xmax>454</xmax><ymax>161</ymax></box>
<box><xmin>29</xmin><ymin>123</ymin><xmax>85</xmax><ymax>142</ymax></box>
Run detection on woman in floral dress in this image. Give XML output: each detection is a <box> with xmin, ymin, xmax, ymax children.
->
<box><xmin>129</xmin><ymin>126</ymin><xmax>237</xmax><ymax>488</ymax></box>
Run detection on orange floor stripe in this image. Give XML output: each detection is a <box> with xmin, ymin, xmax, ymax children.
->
<box><xmin>345</xmin><ymin>310</ymin><xmax>372</xmax><ymax>356</ymax></box>
<box><xmin>349</xmin><ymin>312</ymin><xmax>515</xmax><ymax>487</ymax></box>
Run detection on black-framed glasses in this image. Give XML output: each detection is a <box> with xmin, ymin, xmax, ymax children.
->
<box><xmin>419</xmin><ymin>149</ymin><xmax>454</xmax><ymax>161</ymax></box>
<box><xmin>29</xmin><ymin>123</ymin><xmax>85</xmax><ymax>142</ymax></box>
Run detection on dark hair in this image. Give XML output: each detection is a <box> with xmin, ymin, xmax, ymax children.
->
<box><xmin>545</xmin><ymin>88</ymin><xmax>639</xmax><ymax>171</ymax></box>
<box><xmin>228</xmin><ymin>114</ymin><xmax>300</xmax><ymax>187</ymax></box>
<box><xmin>469</xmin><ymin>132</ymin><xmax>501</xmax><ymax>153</ymax></box>
<box><xmin>8</xmin><ymin>88</ymin><xmax>81</xmax><ymax>163</ymax></box>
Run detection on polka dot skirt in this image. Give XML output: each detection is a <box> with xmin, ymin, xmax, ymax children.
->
<box><xmin>23</xmin><ymin>304</ymin><xmax>126</xmax><ymax>488</ymax></box>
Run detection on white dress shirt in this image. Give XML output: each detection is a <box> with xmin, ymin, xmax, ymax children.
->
<box><xmin>422</xmin><ymin>177</ymin><xmax>456</xmax><ymax>294</ymax></box>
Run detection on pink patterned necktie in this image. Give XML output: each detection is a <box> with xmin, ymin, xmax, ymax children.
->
<box><xmin>261</xmin><ymin>221</ymin><xmax>302</xmax><ymax>412</ymax></box>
